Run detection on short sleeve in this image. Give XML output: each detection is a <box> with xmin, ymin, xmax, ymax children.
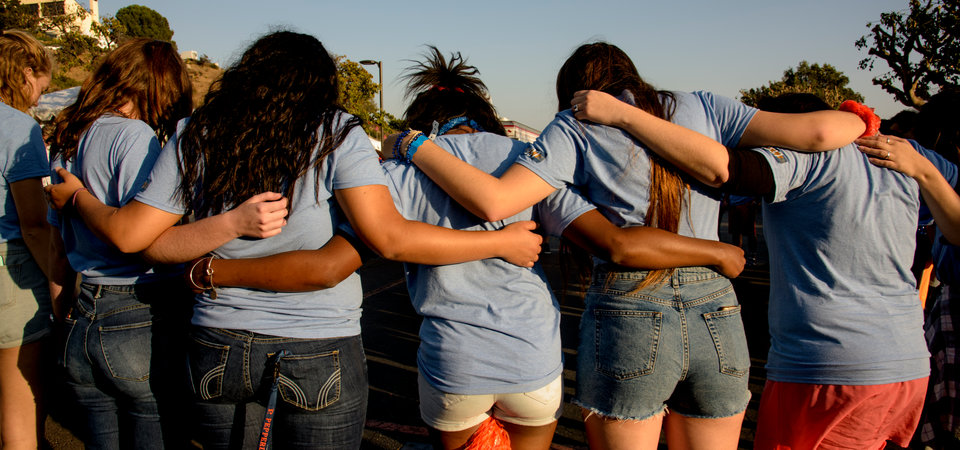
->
<box><xmin>326</xmin><ymin>123</ymin><xmax>388</xmax><ymax>191</ymax></box>
<box><xmin>692</xmin><ymin>91</ymin><xmax>758</xmax><ymax>147</ymax></box>
<box><xmin>134</xmin><ymin>122</ymin><xmax>188</xmax><ymax>215</ymax></box>
<box><xmin>514</xmin><ymin>113</ymin><xmax>583</xmax><ymax>189</ymax></box>
<box><xmin>536</xmin><ymin>186</ymin><xmax>595</xmax><ymax>237</ymax></box>
<box><xmin>751</xmin><ymin>147</ymin><xmax>815</xmax><ymax>203</ymax></box>
<box><xmin>4</xmin><ymin>123</ymin><xmax>50</xmax><ymax>184</ymax></box>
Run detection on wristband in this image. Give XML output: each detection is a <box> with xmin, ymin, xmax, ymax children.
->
<box><xmin>838</xmin><ymin>100</ymin><xmax>880</xmax><ymax>138</ymax></box>
<box><xmin>406</xmin><ymin>134</ymin><xmax>429</xmax><ymax>161</ymax></box>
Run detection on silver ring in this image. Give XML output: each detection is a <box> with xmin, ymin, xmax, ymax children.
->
<box><xmin>573</xmin><ymin>104</ymin><xmax>580</xmax><ymax>113</ymax></box>
<box><xmin>886</xmin><ymin>138</ymin><xmax>891</xmax><ymax>144</ymax></box>
<box><xmin>885</xmin><ymin>151</ymin><xmax>890</xmax><ymax>159</ymax></box>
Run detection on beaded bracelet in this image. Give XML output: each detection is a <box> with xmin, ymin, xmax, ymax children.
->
<box><xmin>392</xmin><ymin>130</ymin><xmax>412</xmax><ymax>160</ymax></box>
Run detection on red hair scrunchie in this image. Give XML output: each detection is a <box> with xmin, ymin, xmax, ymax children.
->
<box><xmin>838</xmin><ymin>100</ymin><xmax>880</xmax><ymax>138</ymax></box>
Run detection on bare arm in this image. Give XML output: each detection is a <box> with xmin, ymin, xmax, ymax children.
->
<box><xmin>738</xmin><ymin>110</ymin><xmax>865</xmax><ymax>151</ymax></box>
<box><xmin>562</xmin><ymin>209</ymin><xmax>745</xmax><ymax>278</ymax></box>
<box><xmin>186</xmin><ymin>235</ymin><xmax>363</xmax><ymax>293</ymax></box>
<box><xmin>10</xmin><ymin>178</ymin><xmax>59</xmax><ymax>277</ymax></box>
<box><xmin>571</xmin><ymin>90</ymin><xmax>731</xmax><ymax>187</ymax></box>
<box><xmin>335</xmin><ymin>184</ymin><xmax>543</xmax><ymax>267</ymax></box>
<box><xmin>857</xmin><ymin>134</ymin><xmax>960</xmax><ymax>245</ymax></box>
<box><xmin>47</xmin><ymin>168</ymin><xmax>288</xmax><ymax>260</ymax></box>
<box><xmin>389</xmin><ymin>134</ymin><xmax>556</xmax><ymax>222</ymax></box>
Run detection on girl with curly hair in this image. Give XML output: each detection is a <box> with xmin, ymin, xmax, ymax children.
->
<box><xmin>47</xmin><ymin>32</ymin><xmax>542</xmax><ymax>449</ymax></box>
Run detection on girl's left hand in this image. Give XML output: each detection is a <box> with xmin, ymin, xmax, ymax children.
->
<box><xmin>855</xmin><ymin>134</ymin><xmax>924</xmax><ymax>178</ymax></box>
<box><xmin>45</xmin><ymin>168</ymin><xmax>85</xmax><ymax>210</ymax></box>
<box><xmin>570</xmin><ymin>90</ymin><xmax>631</xmax><ymax>127</ymax></box>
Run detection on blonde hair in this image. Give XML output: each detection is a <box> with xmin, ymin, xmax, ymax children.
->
<box><xmin>0</xmin><ymin>30</ymin><xmax>52</xmax><ymax>112</ymax></box>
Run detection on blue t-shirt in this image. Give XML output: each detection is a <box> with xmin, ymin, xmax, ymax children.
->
<box><xmin>515</xmin><ymin>91</ymin><xmax>756</xmax><ymax>244</ymax></box>
<box><xmin>755</xmin><ymin>142</ymin><xmax>957</xmax><ymax>385</ymax></box>
<box><xmin>382</xmin><ymin>132</ymin><xmax>594</xmax><ymax>394</ymax></box>
<box><xmin>49</xmin><ymin>115</ymin><xmax>178</xmax><ymax>284</ymax></box>
<box><xmin>0</xmin><ymin>103</ymin><xmax>50</xmax><ymax>243</ymax></box>
<box><xmin>136</xmin><ymin>114</ymin><xmax>386</xmax><ymax>339</ymax></box>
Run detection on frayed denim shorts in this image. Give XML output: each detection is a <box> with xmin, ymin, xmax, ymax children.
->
<box><xmin>573</xmin><ymin>265</ymin><xmax>750</xmax><ymax>420</ymax></box>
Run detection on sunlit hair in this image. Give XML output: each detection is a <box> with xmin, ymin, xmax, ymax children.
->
<box><xmin>49</xmin><ymin>39</ymin><xmax>192</xmax><ymax>162</ymax></box>
<box><xmin>556</xmin><ymin>42</ymin><xmax>685</xmax><ymax>290</ymax></box>
<box><xmin>0</xmin><ymin>30</ymin><xmax>52</xmax><ymax>112</ymax></box>
<box><xmin>914</xmin><ymin>89</ymin><xmax>960</xmax><ymax>165</ymax></box>
<box><xmin>177</xmin><ymin>31</ymin><xmax>359</xmax><ymax>217</ymax></box>
<box><xmin>401</xmin><ymin>46</ymin><xmax>505</xmax><ymax>136</ymax></box>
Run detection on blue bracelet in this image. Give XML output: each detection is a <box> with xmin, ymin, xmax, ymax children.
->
<box><xmin>392</xmin><ymin>130</ymin><xmax>411</xmax><ymax>160</ymax></box>
<box><xmin>406</xmin><ymin>134</ymin><xmax>429</xmax><ymax>161</ymax></box>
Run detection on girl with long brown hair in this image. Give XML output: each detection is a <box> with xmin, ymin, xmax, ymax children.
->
<box><xmin>47</xmin><ymin>38</ymin><xmax>197</xmax><ymax>449</ymax></box>
<box><xmin>0</xmin><ymin>29</ymin><xmax>69</xmax><ymax>450</ymax></box>
<box><xmin>388</xmin><ymin>42</ymin><xmax>870</xmax><ymax>449</ymax></box>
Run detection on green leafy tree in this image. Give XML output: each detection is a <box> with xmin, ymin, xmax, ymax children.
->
<box><xmin>0</xmin><ymin>0</ymin><xmax>39</xmax><ymax>31</ymax></box>
<box><xmin>739</xmin><ymin>61</ymin><xmax>864</xmax><ymax>108</ymax></box>
<box><xmin>336</xmin><ymin>56</ymin><xmax>388</xmax><ymax>136</ymax></box>
<box><xmin>115</xmin><ymin>4</ymin><xmax>173</xmax><ymax>42</ymax></box>
<box><xmin>856</xmin><ymin>0</ymin><xmax>959</xmax><ymax>108</ymax></box>
<box><xmin>91</xmin><ymin>16</ymin><xmax>125</xmax><ymax>49</ymax></box>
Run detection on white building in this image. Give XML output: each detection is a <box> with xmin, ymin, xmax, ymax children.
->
<box><xmin>19</xmin><ymin>0</ymin><xmax>100</xmax><ymax>37</ymax></box>
<box><xmin>501</xmin><ymin>118</ymin><xmax>540</xmax><ymax>143</ymax></box>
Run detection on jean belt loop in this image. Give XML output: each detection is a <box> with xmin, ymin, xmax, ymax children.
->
<box><xmin>93</xmin><ymin>284</ymin><xmax>103</xmax><ymax>299</ymax></box>
<box><xmin>259</xmin><ymin>349</ymin><xmax>290</xmax><ymax>450</ymax></box>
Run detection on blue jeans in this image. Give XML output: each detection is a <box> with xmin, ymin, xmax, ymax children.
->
<box><xmin>187</xmin><ymin>327</ymin><xmax>369</xmax><ymax>449</ymax></box>
<box><xmin>573</xmin><ymin>266</ymin><xmax>751</xmax><ymax>420</ymax></box>
<box><xmin>61</xmin><ymin>281</ymin><xmax>192</xmax><ymax>449</ymax></box>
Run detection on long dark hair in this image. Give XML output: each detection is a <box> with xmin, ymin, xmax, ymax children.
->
<box><xmin>177</xmin><ymin>31</ymin><xmax>359</xmax><ymax>217</ymax></box>
<box><xmin>401</xmin><ymin>46</ymin><xmax>505</xmax><ymax>136</ymax></box>
<box><xmin>557</xmin><ymin>42</ymin><xmax>685</xmax><ymax>290</ymax></box>
<box><xmin>49</xmin><ymin>39</ymin><xmax>192</xmax><ymax>162</ymax></box>
<box><xmin>914</xmin><ymin>89</ymin><xmax>960</xmax><ymax>165</ymax></box>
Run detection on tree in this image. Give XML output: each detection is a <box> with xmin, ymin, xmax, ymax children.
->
<box><xmin>91</xmin><ymin>16</ymin><xmax>126</xmax><ymax>49</ymax></box>
<box><xmin>115</xmin><ymin>4</ymin><xmax>172</xmax><ymax>42</ymax></box>
<box><xmin>856</xmin><ymin>0</ymin><xmax>959</xmax><ymax>108</ymax></box>
<box><xmin>0</xmin><ymin>0</ymin><xmax>39</xmax><ymax>31</ymax></box>
<box><xmin>739</xmin><ymin>61</ymin><xmax>864</xmax><ymax>108</ymax></box>
<box><xmin>336</xmin><ymin>56</ymin><xmax>398</xmax><ymax>136</ymax></box>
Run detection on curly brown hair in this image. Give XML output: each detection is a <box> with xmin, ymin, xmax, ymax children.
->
<box><xmin>0</xmin><ymin>30</ymin><xmax>52</xmax><ymax>112</ymax></box>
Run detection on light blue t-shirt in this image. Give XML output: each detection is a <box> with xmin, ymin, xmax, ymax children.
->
<box><xmin>49</xmin><ymin>115</ymin><xmax>178</xmax><ymax>284</ymax></box>
<box><xmin>135</xmin><ymin>114</ymin><xmax>386</xmax><ymax>339</ymax></box>
<box><xmin>382</xmin><ymin>132</ymin><xmax>594</xmax><ymax>394</ymax></box>
<box><xmin>0</xmin><ymin>103</ymin><xmax>50</xmax><ymax>243</ymax></box>
<box><xmin>515</xmin><ymin>91</ymin><xmax>756</xmax><ymax>245</ymax></box>
<box><xmin>755</xmin><ymin>142</ymin><xmax>957</xmax><ymax>385</ymax></box>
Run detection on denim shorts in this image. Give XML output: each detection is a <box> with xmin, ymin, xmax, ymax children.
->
<box><xmin>187</xmin><ymin>327</ymin><xmax>368</xmax><ymax>450</ymax></box>
<box><xmin>0</xmin><ymin>239</ymin><xmax>52</xmax><ymax>348</ymax></box>
<box><xmin>573</xmin><ymin>266</ymin><xmax>751</xmax><ymax>420</ymax></box>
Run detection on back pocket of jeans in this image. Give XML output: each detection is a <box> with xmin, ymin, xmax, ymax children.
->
<box><xmin>188</xmin><ymin>337</ymin><xmax>230</xmax><ymax>400</ymax></box>
<box><xmin>277</xmin><ymin>350</ymin><xmax>341</xmax><ymax>411</ymax></box>
<box><xmin>702</xmin><ymin>306</ymin><xmax>749</xmax><ymax>377</ymax></box>
<box><xmin>594</xmin><ymin>309</ymin><xmax>662</xmax><ymax>380</ymax></box>
<box><xmin>99</xmin><ymin>320</ymin><xmax>153</xmax><ymax>381</ymax></box>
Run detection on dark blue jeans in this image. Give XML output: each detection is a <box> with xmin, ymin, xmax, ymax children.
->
<box><xmin>60</xmin><ymin>281</ymin><xmax>192</xmax><ymax>450</ymax></box>
<box><xmin>187</xmin><ymin>327</ymin><xmax>368</xmax><ymax>449</ymax></box>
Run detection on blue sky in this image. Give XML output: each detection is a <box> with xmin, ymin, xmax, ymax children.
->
<box><xmin>96</xmin><ymin>0</ymin><xmax>911</xmax><ymax>130</ymax></box>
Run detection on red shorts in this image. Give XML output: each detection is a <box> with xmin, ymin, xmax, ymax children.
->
<box><xmin>754</xmin><ymin>378</ymin><xmax>927</xmax><ymax>450</ymax></box>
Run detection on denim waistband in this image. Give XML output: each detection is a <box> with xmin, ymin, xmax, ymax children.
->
<box><xmin>592</xmin><ymin>265</ymin><xmax>722</xmax><ymax>284</ymax></box>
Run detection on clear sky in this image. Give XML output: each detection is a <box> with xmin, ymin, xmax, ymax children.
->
<box><xmin>96</xmin><ymin>0</ymin><xmax>911</xmax><ymax>130</ymax></box>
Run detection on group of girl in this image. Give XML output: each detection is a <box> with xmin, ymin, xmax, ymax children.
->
<box><xmin>1</xmin><ymin>27</ymin><xmax>887</xmax><ymax>450</ymax></box>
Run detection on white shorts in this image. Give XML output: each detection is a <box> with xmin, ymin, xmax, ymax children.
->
<box><xmin>418</xmin><ymin>372</ymin><xmax>563</xmax><ymax>432</ymax></box>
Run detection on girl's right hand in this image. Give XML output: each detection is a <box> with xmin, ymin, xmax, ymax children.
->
<box><xmin>497</xmin><ymin>220</ymin><xmax>543</xmax><ymax>268</ymax></box>
<box><xmin>45</xmin><ymin>168</ymin><xmax>85</xmax><ymax>210</ymax></box>
<box><xmin>715</xmin><ymin>242</ymin><xmax>746</xmax><ymax>278</ymax></box>
<box><xmin>570</xmin><ymin>90</ymin><xmax>631</xmax><ymax>127</ymax></box>
<box><xmin>225</xmin><ymin>192</ymin><xmax>289</xmax><ymax>239</ymax></box>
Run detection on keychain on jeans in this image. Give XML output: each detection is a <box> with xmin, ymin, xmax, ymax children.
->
<box><xmin>258</xmin><ymin>349</ymin><xmax>289</xmax><ymax>450</ymax></box>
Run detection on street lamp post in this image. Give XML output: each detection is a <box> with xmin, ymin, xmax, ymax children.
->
<box><xmin>359</xmin><ymin>60</ymin><xmax>383</xmax><ymax>147</ymax></box>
